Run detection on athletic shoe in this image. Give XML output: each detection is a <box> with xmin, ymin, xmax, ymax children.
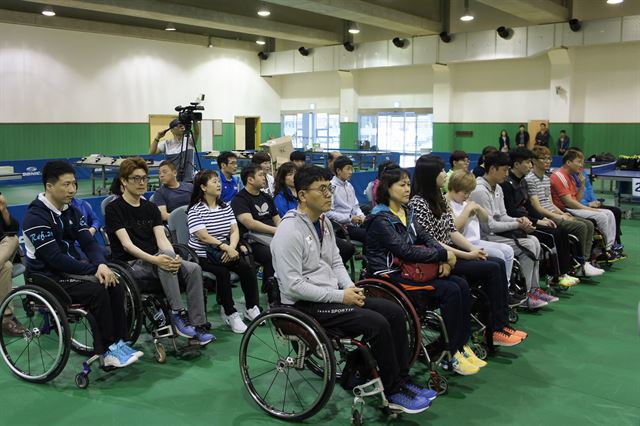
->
<box><xmin>244</xmin><ymin>306</ymin><xmax>262</xmax><ymax>322</ymax></box>
<box><xmin>493</xmin><ymin>330</ymin><xmax>522</xmax><ymax>347</ymax></box>
<box><xmin>452</xmin><ymin>352</ymin><xmax>480</xmax><ymax>375</ymax></box>
<box><xmin>502</xmin><ymin>325</ymin><xmax>528</xmax><ymax>340</ymax></box>
<box><xmin>462</xmin><ymin>345</ymin><xmax>487</xmax><ymax>368</ymax></box>
<box><xmin>508</xmin><ymin>294</ymin><xmax>527</xmax><ymax>307</ymax></box>
<box><xmin>117</xmin><ymin>339</ymin><xmax>144</xmax><ymax>358</ymax></box>
<box><xmin>387</xmin><ymin>388</ymin><xmax>431</xmax><ymax>414</ymax></box>
<box><xmin>526</xmin><ymin>292</ymin><xmax>548</xmax><ymax>309</ymax></box>
<box><xmin>222</xmin><ymin>311</ymin><xmax>247</xmax><ymax>334</ymax></box>
<box><xmin>170</xmin><ymin>310</ymin><xmax>197</xmax><ymax>338</ymax></box>
<box><xmin>194</xmin><ymin>325</ymin><xmax>215</xmax><ymax>346</ymax></box>
<box><xmin>103</xmin><ymin>343</ymin><xmax>138</xmax><ymax>368</ymax></box>
<box><xmin>612</xmin><ymin>243</ymin><xmax>624</xmax><ymax>253</ymax></box>
<box><xmin>581</xmin><ymin>262</ymin><xmax>604</xmax><ymax>277</ymax></box>
<box><xmin>403</xmin><ymin>382</ymin><xmax>438</xmax><ymax>401</ymax></box>
<box><xmin>534</xmin><ymin>288</ymin><xmax>559</xmax><ymax>303</ymax></box>
<box><xmin>1</xmin><ymin>316</ymin><xmax>27</xmax><ymax>337</ymax></box>
<box><xmin>557</xmin><ymin>274</ymin><xmax>579</xmax><ymax>287</ymax></box>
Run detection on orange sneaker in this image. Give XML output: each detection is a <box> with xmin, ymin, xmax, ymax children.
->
<box><xmin>503</xmin><ymin>325</ymin><xmax>528</xmax><ymax>340</ymax></box>
<box><xmin>493</xmin><ymin>329</ymin><xmax>522</xmax><ymax>347</ymax></box>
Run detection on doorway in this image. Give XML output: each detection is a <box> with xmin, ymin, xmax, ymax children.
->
<box><xmin>234</xmin><ymin>116</ymin><xmax>261</xmax><ymax>150</ymax></box>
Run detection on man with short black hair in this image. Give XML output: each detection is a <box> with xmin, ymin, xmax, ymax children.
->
<box><xmin>251</xmin><ymin>151</ymin><xmax>275</xmax><ymax>196</ymax></box>
<box><xmin>217</xmin><ymin>151</ymin><xmax>241</xmax><ymax>203</ymax></box>
<box><xmin>443</xmin><ymin>150</ymin><xmax>470</xmax><ymax>193</ymax></box>
<box><xmin>515</xmin><ymin>124</ymin><xmax>529</xmax><ymax>148</ymax></box>
<box><xmin>327</xmin><ymin>151</ymin><xmax>341</xmax><ymax>174</ymax></box>
<box><xmin>327</xmin><ymin>156</ymin><xmax>366</xmax><ymax>243</ymax></box>
<box><xmin>289</xmin><ymin>150</ymin><xmax>306</xmax><ymax>168</ymax></box>
<box><xmin>153</xmin><ymin>160</ymin><xmax>193</xmax><ymax>221</ymax></box>
<box><xmin>231</xmin><ymin>164</ymin><xmax>281</xmax><ymax>288</ymax></box>
<box><xmin>271</xmin><ymin>165</ymin><xmax>434</xmax><ymax>414</ymax></box>
<box><xmin>23</xmin><ymin>161</ymin><xmax>141</xmax><ymax>367</ymax></box>
<box><xmin>535</xmin><ymin>123</ymin><xmax>551</xmax><ymax>147</ymax></box>
<box><xmin>149</xmin><ymin>118</ymin><xmax>200</xmax><ymax>182</ymax></box>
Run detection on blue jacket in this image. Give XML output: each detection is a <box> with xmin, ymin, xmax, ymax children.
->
<box><xmin>220</xmin><ymin>172</ymin><xmax>241</xmax><ymax>204</ymax></box>
<box><xmin>274</xmin><ymin>189</ymin><xmax>298</xmax><ymax>218</ymax></box>
<box><xmin>23</xmin><ymin>194</ymin><xmax>106</xmax><ymax>277</ymax></box>
<box><xmin>575</xmin><ymin>170</ymin><xmax>597</xmax><ymax>205</ymax></box>
<box><xmin>71</xmin><ymin>197</ymin><xmax>101</xmax><ymax>230</ymax></box>
<box><xmin>363</xmin><ymin>204</ymin><xmax>448</xmax><ymax>275</ymax></box>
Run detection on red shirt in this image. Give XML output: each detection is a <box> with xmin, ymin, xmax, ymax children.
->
<box><xmin>550</xmin><ymin>167</ymin><xmax>577</xmax><ymax>211</ymax></box>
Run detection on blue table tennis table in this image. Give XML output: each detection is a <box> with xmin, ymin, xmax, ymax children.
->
<box><xmin>590</xmin><ymin>161</ymin><xmax>640</xmax><ymax>215</ymax></box>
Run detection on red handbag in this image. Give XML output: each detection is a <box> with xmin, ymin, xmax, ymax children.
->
<box><xmin>393</xmin><ymin>257</ymin><xmax>439</xmax><ymax>283</ymax></box>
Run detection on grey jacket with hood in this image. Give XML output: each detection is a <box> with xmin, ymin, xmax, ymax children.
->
<box><xmin>271</xmin><ymin>209</ymin><xmax>353</xmax><ymax>305</ymax></box>
<box><xmin>468</xmin><ymin>176</ymin><xmax>520</xmax><ymax>238</ymax></box>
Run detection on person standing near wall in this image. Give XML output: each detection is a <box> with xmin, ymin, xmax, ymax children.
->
<box><xmin>498</xmin><ymin>129</ymin><xmax>511</xmax><ymax>152</ymax></box>
<box><xmin>557</xmin><ymin>130</ymin><xmax>571</xmax><ymax>156</ymax></box>
<box><xmin>515</xmin><ymin>125</ymin><xmax>529</xmax><ymax>148</ymax></box>
<box><xmin>150</xmin><ymin>118</ymin><xmax>200</xmax><ymax>183</ymax></box>
<box><xmin>535</xmin><ymin>123</ymin><xmax>551</xmax><ymax>148</ymax></box>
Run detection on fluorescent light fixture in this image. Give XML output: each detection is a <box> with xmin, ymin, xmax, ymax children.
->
<box><xmin>256</xmin><ymin>38</ymin><xmax>266</xmax><ymax>45</ymax></box>
<box><xmin>42</xmin><ymin>6</ymin><xmax>55</xmax><ymax>16</ymax></box>
<box><xmin>165</xmin><ymin>23</ymin><xmax>176</xmax><ymax>31</ymax></box>
<box><xmin>257</xmin><ymin>4</ymin><xmax>271</xmax><ymax>17</ymax></box>
<box><xmin>348</xmin><ymin>22</ymin><xmax>360</xmax><ymax>34</ymax></box>
<box><xmin>460</xmin><ymin>0</ymin><xmax>474</xmax><ymax>21</ymax></box>
<box><xmin>606</xmin><ymin>0</ymin><xmax>623</xmax><ymax>4</ymax></box>
<box><xmin>309</xmin><ymin>103</ymin><xmax>316</xmax><ymax>110</ymax></box>
<box><xmin>393</xmin><ymin>101</ymin><xmax>400</xmax><ymax>108</ymax></box>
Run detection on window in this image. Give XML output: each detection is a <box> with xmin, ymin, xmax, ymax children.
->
<box><xmin>281</xmin><ymin>112</ymin><xmax>340</xmax><ymax>150</ymax></box>
<box><xmin>359</xmin><ymin>111</ymin><xmax>433</xmax><ymax>167</ymax></box>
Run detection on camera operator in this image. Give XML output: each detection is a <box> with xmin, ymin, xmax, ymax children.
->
<box><xmin>150</xmin><ymin>118</ymin><xmax>200</xmax><ymax>183</ymax></box>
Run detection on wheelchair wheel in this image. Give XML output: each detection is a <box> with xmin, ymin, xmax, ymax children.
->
<box><xmin>427</xmin><ymin>371</ymin><xmax>449</xmax><ymax>395</ymax></box>
<box><xmin>508</xmin><ymin>308</ymin><xmax>519</xmax><ymax>324</ymax></box>
<box><xmin>356</xmin><ymin>278</ymin><xmax>422</xmax><ymax>366</ymax></box>
<box><xmin>108</xmin><ymin>264</ymin><xmax>143</xmax><ymax>344</ymax></box>
<box><xmin>69</xmin><ymin>308</ymin><xmax>96</xmax><ymax>356</ymax></box>
<box><xmin>239</xmin><ymin>307</ymin><xmax>336</xmax><ymax>422</ymax></box>
<box><xmin>0</xmin><ymin>286</ymin><xmax>71</xmax><ymax>383</ymax></box>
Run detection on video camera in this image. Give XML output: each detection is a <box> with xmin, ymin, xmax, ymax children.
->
<box><xmin>175</xmin><ymin>94</ymin><xmax>205</xmax><ymax>129</ymax></box>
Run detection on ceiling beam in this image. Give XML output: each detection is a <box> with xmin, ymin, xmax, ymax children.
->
<box><xmin>0</xmin><ymin>9</ymin><xmax>258</xmax><ymax>50</ymax></box>
<box><xmin>21</xmin><ymin>0</ymin><xmax>340</xmax><ymax>45</ymax></box>
<box><xmin>262</xmin><ymin>0</ymin><xmax>441</xmax><ymax>35</ymax></box>
<box><xmin>476</xmin><ymin>0</ymin><xmax>569</xmax><ymax>24</ymax></box>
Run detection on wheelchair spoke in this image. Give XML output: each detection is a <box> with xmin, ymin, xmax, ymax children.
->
<box><xmin>33</xmin><ymin>337</ymin><xmax>58</xmax><ymax>362</ymax></box>
<box><xmin>251</xmin><ymin>333</ymin><xmax>278</xmax><ymax>356</ymax></box>
<box><xmin>263</xmin><ymin>370</ymin><xmax>281</xmax><ymax>402</ymax></box>
<box><xmin>249</xmin><ymin>367</ymin><xmax>278</xmax><ymax>382</ymax></box>
<box><xmin>268</xmin><ymin>320</ymin><xmax>282</xmax><ymax>360</ymax></box>
<box><xmin>284</xmin><ymin>366</ymin><xmax>305</xmax><ymax>411</ymax></box>
<box><xmin>246</xmin><ymin>354</ymin><xmax>278</xmax><ymax>365</ymax></box>
<box><xmin>293</xmin><ymin>365</ymin><xmax>319</xmax><ymax>394</ymax></box>
<box><xmin>2</xmin><ymin>337</ymin><xmax>24</xmax><ymax>348</ymax></box>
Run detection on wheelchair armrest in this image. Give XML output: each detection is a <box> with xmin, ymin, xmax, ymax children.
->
<box><xmin>25</xmin><ymin>272</ymin><xmax>73</xmax><ymax>307</ymax></box>
<box><xmin>265</xmin><ymin>277</ymin><xmax>282</xmax><ymax>306</ymax></box>
<box><xmin>172</xmin><ymin>243</ymin><xmax>200</xmax><ymax>264</ymax></box>
<box><xmin>98</xmin><ymin>226</ymin><xmax>110</xmax><ymax>247</ymax></box>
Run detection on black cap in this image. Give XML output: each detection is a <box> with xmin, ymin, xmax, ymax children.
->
<box><xmin>169</xmin><ymin>118</ymin><xmax>182</xmax><ymax>128</ymax></box>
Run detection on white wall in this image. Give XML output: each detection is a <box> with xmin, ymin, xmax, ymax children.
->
<box><xmin>570</xmin><ymin>43</ymin><xmax>640</xmax><ymax>122</ymax></box>
<box><xmin>354</xmin><ymin>66</ymin><xmax>434</xmax><ymax>110</ymax></box>
<box><xmin>277</xmin><ymin>71</ymin><xmax>340</xmax><ymax>111</ymax></box>
<box><xmin>0</xmin><ymin>23</ymin><xmax>281</xmax><ymax>123</ymax></box>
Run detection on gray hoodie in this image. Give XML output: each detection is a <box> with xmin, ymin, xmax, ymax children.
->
<box><xmin>468</xmin><ymin>176</ymin><xmax>519</xmax><ymax>238</ymax></box>
<box><xmin>271</xmin><ymin>209</ymin><xmax>353</xmax><ymax>305</ymax></box>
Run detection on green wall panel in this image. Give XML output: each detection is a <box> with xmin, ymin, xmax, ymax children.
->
<box><xmin>340</xmin><ymin>122</ymin><xmax>359</xmax><ymax>150</ymax></box>
<box><xmin>433</xmin><ymin>122</ymin><xmax>640</xmax><ymax>156</ymax></box>
<box><xmin>0</xmin><ymin>123</ymin><xmax>148</xmax><ymax>161</ymax></box>
<box><xmin>260</xmin><ymin>122</ymin><xmax>281</xmax><ymax>145</ymax></box>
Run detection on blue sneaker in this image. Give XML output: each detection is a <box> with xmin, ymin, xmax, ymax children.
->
<box><xmin>194</xmin><ymin>325</ymin><xmax>215</xmax><ymax>346</ymax></box>
<box><xmin>103</xmin><ymin>343</ymin><xmax>138</xmax><ymax>368</ymax></box>
<box><xmin>387</xmin><ymin>387</ymin><xmax>431</xmax><ymax>414</ymax></box>
<box><xmin>170</xmin><ymin>310</ymin><xmax>197</xmax><ymax>338</ymax></box>
<box><xmin>404</xmin><ymin>382</ymin><xmax>438</xmax><ymax>401</ymax></box>
<box><xmin>117</xmin><ymin>339</ymin><xmax>144</xmax><ymax>359</ymax></box>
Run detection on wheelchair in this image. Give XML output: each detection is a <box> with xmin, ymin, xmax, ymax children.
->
<box><xmin>239</xmin><ymin>278</ymin><xmax>428</xmax><ymax>424</ymax></box>
<box><xmin>0</xmin><ymin>266</ymin><xmax>142</xmax><ymax>389</ymax></box>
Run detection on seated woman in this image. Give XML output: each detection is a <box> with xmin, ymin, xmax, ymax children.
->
<box><xmin>187</xmin><ymin>170</ymin><xmax>261</xmax><ymax>334</ymax></box>
<box><xmin>408</xmin><ymin>155</ymin><xmax>527</xmax><ymax>346</ymax></box>
<box><xmin>472</xmin><ymin>146</ymin><xmax>498</xmax><ymax>177</ymax></box>
<box><xmin>364</xmin><ymin>168</ymin><xmax>482</xmax><ymax>376</ymax></box>
<box><xmin>273</xmin><ymin>162</ymin><xmax>299</xmax><ymax>218</ymax></box>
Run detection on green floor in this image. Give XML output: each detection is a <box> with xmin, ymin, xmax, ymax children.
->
<box><xmin>2</xmin><ymin>183</ymin><xmax>640</xmax><ymax>425</ymax></box>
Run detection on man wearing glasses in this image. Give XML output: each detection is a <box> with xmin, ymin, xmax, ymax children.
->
<box><xmin>105</xmin><ymin>157</ymin><xmax>213</xmax><ymax>345</ymax></box>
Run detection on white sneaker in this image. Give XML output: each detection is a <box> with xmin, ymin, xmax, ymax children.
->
<box><xmin>582</xmin><ymin>262</ymin><xmax>604</xmax><ymax>277</ymax></box>
<box><xmin>223</xmin><ymin>311</ymin><xmax>247</xmax><ymax>334</ymax></box>
<box><xmin>244</xmin><ymin>306</ymin><xmax>262</xmax><ymax>322</ymax></box>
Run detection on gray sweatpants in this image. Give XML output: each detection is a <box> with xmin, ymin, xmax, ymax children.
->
<box><xmin>128</xmin><ymin>249</ymin><xmax>206</xmax><ymax>326</ymax></box>
<box><xmin>486</xmin><ymin>234</ymin><xmax>541</xmax><ymax>292</ymax></box>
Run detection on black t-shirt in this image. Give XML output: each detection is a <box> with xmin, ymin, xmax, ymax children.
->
<box><xmin>105</xmin><ymin>196</ymin><xmax>163</xmax><ymax>261</ymax></box>
<box><xmin>230</xmin><ymin>189</ymin><xmax>277</xmax><ymax>234</ymax></box>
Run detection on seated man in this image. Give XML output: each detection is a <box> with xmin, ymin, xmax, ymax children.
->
<box><xmin>289</xmin><ymin>150</ymin><xmax>306</xmax><ymax>168</ymax></box>
<box><xmin>217</xmin><ymin>151</ymin><xmax>241</xmax><ymax>203</ymax></box>
<box><xmin>105</xmin><ymin>157</ymin><xmax>213</xmax><ymax>345</ymax></box>
<box><xmin>442</xmin><ymin>150</ymin><xmax>469</xmax><ymax>194</ymax></box>
<box><xmin>550</xmin><ymin>150</ymin><xmax>617</xmax><ymax>259</ymax></box>
<box><xmin>0</xmin><ymin>193</ymin><xmax>23</xmax><ymax>336</ymax></box>
<box><xmin>272</xmin><ymin>165</ymin><xmax>434</xmax><ymax>414</ymax></box>
<box><xmin>326</xmin><ymin>156</ymin><xmax>366</xmax><ymax>243</ymax></box>
<box><xmin>23</xmin><ymin>161</ymin><xmax>140</xmax><ymax>367</ymax></box>
<box><xmin>251</xmin><ymin>152</ymin><xmax>275</xmax><ymax>197</ymax></box>
<box><xmin>231</xmin><ymin>164</ymin><xmax>281</xmax><ymax>289</ymax></box>
<box><xmin>469</xmin><ymin>152</ymin><xmax>546</xmax><ymax>310</ymax></box>
<box><xmin>153</xmin><ymin>160</ymin><xmax>194</xmax><ymax>222</ymax></box>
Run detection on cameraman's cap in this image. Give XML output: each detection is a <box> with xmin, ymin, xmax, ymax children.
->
<box><xmin>169</xmin><ymin>118</ymin><xmax>182</xmax><ymax>128</ymax></box>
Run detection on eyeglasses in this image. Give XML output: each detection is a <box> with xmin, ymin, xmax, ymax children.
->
<box><xmin>537</xmin><ymin>157</ymin><xmax>552</xmax><ymax>162</ymax></box>
<box><xmin>306</xmin><ymin>185</ymin><xmax>335</xmax><ymax>196</ymax></box>
<box><xmin>128</xmin><ymin>175</ymin><xmax>149</xmax><ymax>184</ymax></box>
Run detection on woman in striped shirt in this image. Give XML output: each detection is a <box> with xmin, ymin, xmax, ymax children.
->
<box><xmin>187</xmin><ymin>170</ymin><xmax>261</xmax><ymax>334</ymax></box>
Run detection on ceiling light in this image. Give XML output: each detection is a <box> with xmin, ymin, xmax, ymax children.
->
<box><xmin>41</xmin><ymin>6</ymin><xmax>55</xmax><ymax>17</ymax></box>
<box><xmin>256</xmin><ymin>38</ymin><xmax>266</xmax><ymax>45</ymax></box>
<box><xmin>257</xmin><ymin>4</ymin><xmax>271</xmax><ymax>17</ymax></box>
<box><xmin>165</xmin><ymin>23</ymin><xmax>176</xmax><ymax>31</ymax></box>
<box><xmin>348</xmin><ymin>22</ymin><xmax>360</xmax><ymax>34</ymax></box>
<box><xmin>460</xmin><ymin>0</ymin><xmax>474</xmax><ymax>21</ymax></box>
<box><xmin>606</xmin><ymin>0</ymin><xmax>623</xmax><ymax>4</ymax></box>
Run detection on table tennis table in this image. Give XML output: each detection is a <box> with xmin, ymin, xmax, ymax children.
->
<box><xmin>589</xmin><ymin>161</ymin><xmax>640</xmax><ymax>216</ymax></box>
